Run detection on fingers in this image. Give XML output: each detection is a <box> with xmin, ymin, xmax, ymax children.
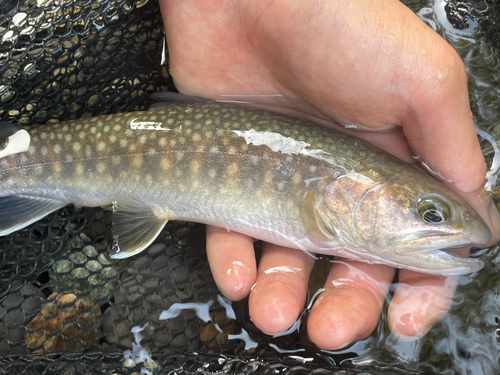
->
<box><xmin>249</xmin><ymin>244</ymin><xmax>315</xmax><ymax>334</ymax></box>
<box><xmin>206</xmin><ymin>226</ymin><xmax>257</xmax><ymax>301</ymax></box>
<box><xmin>206</xmin><ymin>227</ymin><xmax>315</xmax><ymax>335</ymax></box>
<box><xmin>388</xmin><ymin>269</ymin><xmax>459</xmax><ymax>340</ymax></box>
<box><xmin>206</xmin><ymin>226</ymin><xmax>461</xmax><ymax>348</ymax></box>
<box><xmin>307</xmin><ymin>260</ymin><xmax>394</xmax><ymax>350</ymax></box>
<box><xmin>399</xmin><ymin>44</ymin><xmax>486</xmax><ymax>195</ymax></box>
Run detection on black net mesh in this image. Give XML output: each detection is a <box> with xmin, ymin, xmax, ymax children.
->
<box><xmin>0</xmin><ymin>0</ymin><xmax>175</xmax><ymax>124</ymax></box>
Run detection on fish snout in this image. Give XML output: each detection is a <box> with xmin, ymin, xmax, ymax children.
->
<box><xmin>469</xmin><ymin>216</ymin><xmax>492</xmax><ymax>248</ymax></box>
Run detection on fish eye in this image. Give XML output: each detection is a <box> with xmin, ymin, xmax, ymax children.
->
<box><xmin>417</xmin><ymin>195</ymin><xmax>450</xmax><ymax>224</ymax></box>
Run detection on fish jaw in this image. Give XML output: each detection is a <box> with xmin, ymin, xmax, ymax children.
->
<box><xmin>376</xmin><ymin>248</ymin><xmax>484</xmax><ymax>276</ymax></box>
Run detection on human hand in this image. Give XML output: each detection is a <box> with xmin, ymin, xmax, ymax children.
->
<box><xmin>159</xmin><ymin>0</ymin><xmax>500</xmax><ymax>349</ymax></box>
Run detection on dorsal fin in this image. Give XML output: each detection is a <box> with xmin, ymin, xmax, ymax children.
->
<box><xmin>149</xmin><ymin>92</ymin><xmax>212</xmax><ymax>111</ymax></box>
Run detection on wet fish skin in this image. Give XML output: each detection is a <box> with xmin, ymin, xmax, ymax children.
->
<box><xmin>0</xmin><ymin>98</ymin><xmax>492</xmax><ymax>275</ymax></box>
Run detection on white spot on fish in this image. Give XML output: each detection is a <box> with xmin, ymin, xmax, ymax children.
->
<box><xmin>73</xmin><ymin>143</ymin><xmax>81</xmax><ymax>152</ymax></box>
<box><xmin>85</xmin><ymin>145</ymin><xmax>92</xmax><ymax>158</ymax></box>
<box><xmin>0</xmin><ymin>129</ymin><xmax>31</xmax><ymax>159</ymax></box>
<box><xmin>97</xmin><ymin>162</ymin><xmax>106</xmax><ymax>173</ymax></box>
<box><xmin>97</xmin><ymin>142</ymin><xmax>106</xmax><ymax>152</ymax></box>
<box><xmin>76</xmin><ymin>163</ymin><xmax>84</xmax><ymax>175</ymax></box>
<box><xmin>292</xmin><ymin>172</ymin><xmax>302</xmax><ymax>185</ymax></box>
<box><xmin>41</xmin><ymin>146</ymin><xmax>48</xmax><ymax>157</ymax></box>
<box><xmin>53</xmin><ymin>144</ymin><xmax>62</xmax><ymax>154</ymax></box>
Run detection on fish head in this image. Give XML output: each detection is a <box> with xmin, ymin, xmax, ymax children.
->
<box><xmin>303</xmin><ymin>166</ymin><xmax>492</xmax><ymax>274</ymax></box>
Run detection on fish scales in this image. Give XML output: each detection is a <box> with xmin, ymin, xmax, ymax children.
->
<box><xmin>0</xmin><ymin>99</ymin><xmax>492</xmax><ymax>275</ymax></box>
<box><xmin>0</xmin><ymin>104</ymin><xmax>338</xmax><ymax>239</ymax></box>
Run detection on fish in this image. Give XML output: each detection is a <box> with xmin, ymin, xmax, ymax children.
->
<box><xmin>0</xmin><ymin>94</ymin><xmax>492</xmax><ymax>275</ymax></box>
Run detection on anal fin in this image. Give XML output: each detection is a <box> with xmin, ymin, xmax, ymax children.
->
<box><xmin>0</xmin><ymin>195</ymin><xmax>67</xmax><ymax>235</ymax></box>
<box><xmin>110</xmin><ymin>195</ymin><xmax>170</xmax><ymax>259</ymax></box>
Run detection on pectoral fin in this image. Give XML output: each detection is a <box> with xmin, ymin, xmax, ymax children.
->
<box><xmin>300</xmin><ymin>190</ymin><xmax>334</xmax><ymax>242</ymax></box>
<box><xmin>110</xmin><ymin>195</ymin><xmax>170</xmax><ymax>259</ymax></box>
<box><xmin>0</xmin><ymin>195</ymin><xmax>66</xmax><ymax>235</ymax></box>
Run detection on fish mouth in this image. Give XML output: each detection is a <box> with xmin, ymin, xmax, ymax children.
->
<box><xmin>394</xmin><ymin>231</ymin><xmax>470</xmax><ymax>254</ymax></box>
<box><xmin>394</xmin><ymin>224</ymin><xmax>492</xmax><ymax>256</ymax></box>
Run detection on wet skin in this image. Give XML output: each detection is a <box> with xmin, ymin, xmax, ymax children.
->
<box><xmin>159</xmin><ymin>0</ymin><xmax>500</xmax><ymax>349</ymax></box>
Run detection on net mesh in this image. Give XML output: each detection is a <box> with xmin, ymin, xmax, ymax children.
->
<box><xmin>0</xmin><ymin>0</ymin><xmax>175</xmax><ymax>124</ymax></box>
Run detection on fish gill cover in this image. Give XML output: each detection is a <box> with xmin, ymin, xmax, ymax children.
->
<box><xmin>0</xmin><ymin>0</ymin><xmax>500</xmax><ymax>375</ymax></box>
